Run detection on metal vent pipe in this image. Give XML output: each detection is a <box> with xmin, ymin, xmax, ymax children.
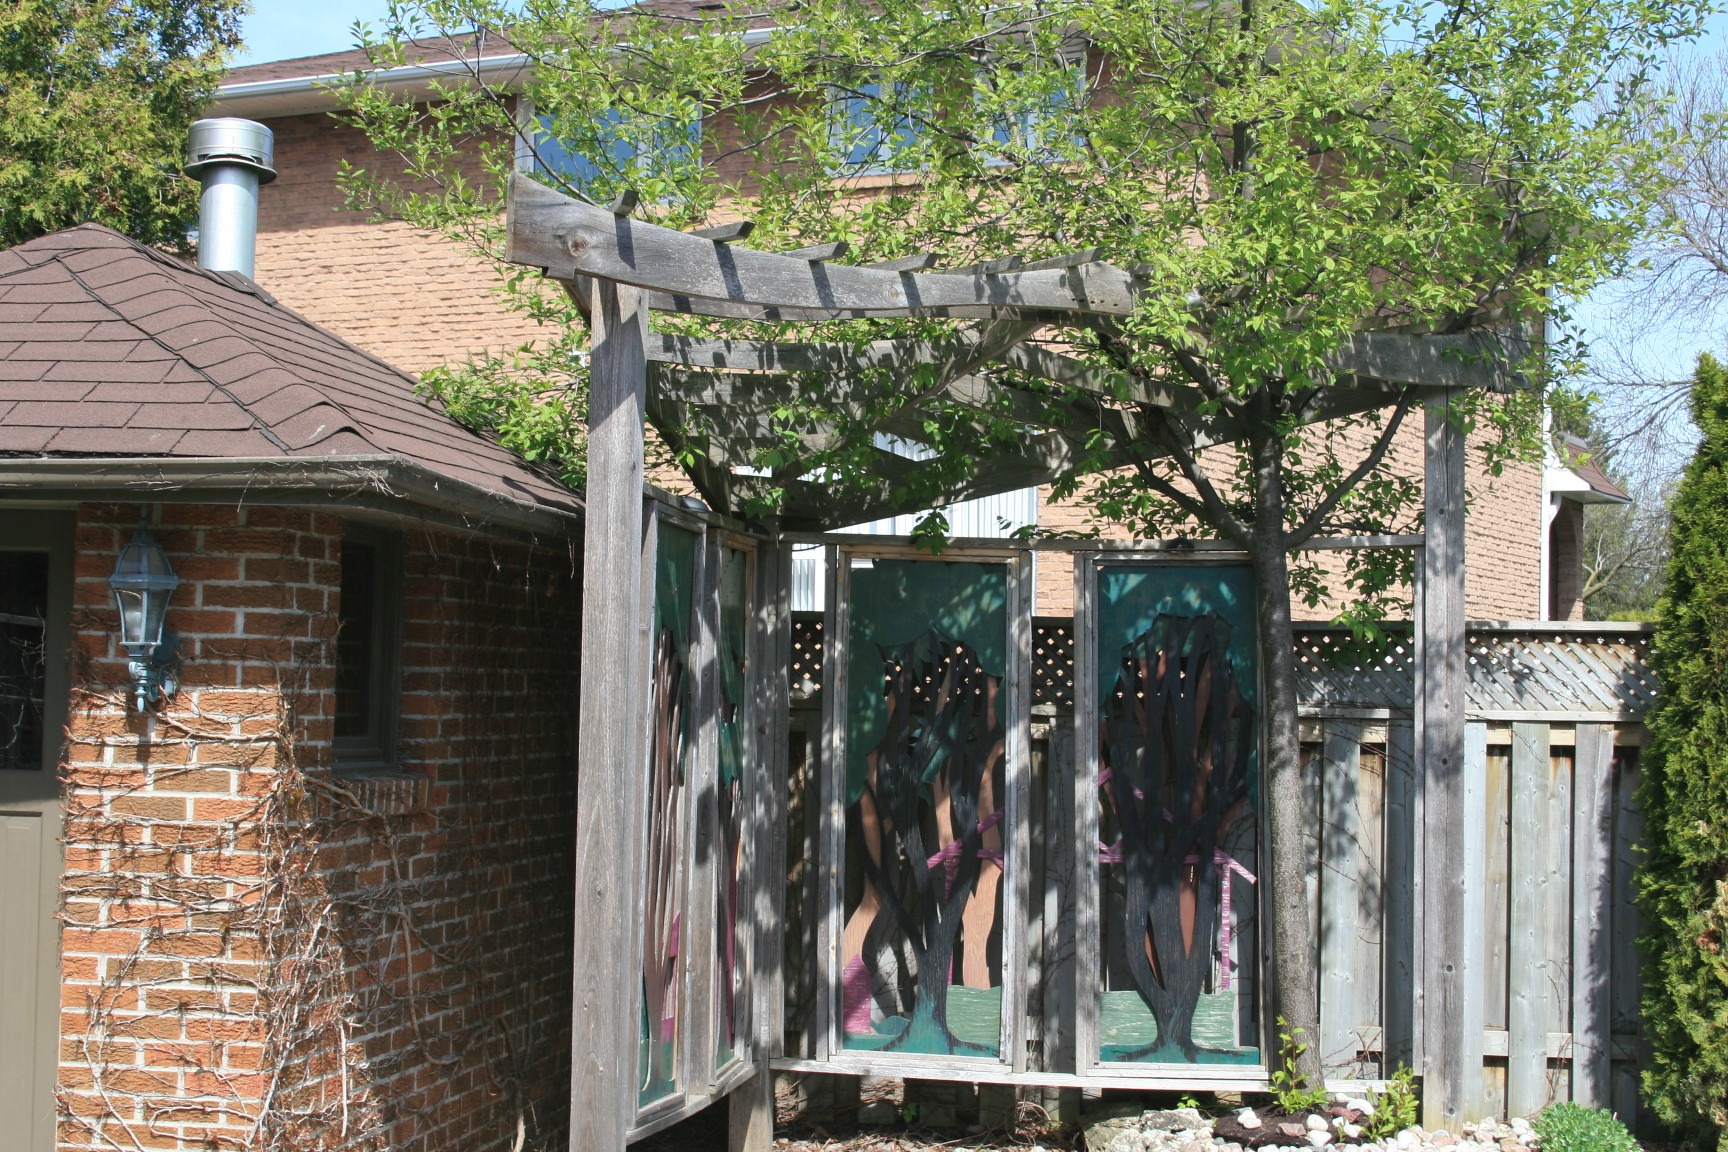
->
<box><xmin>184</xmin><ymin>118</ymin><xmax>277</xmax><ymax>278</ymax></box>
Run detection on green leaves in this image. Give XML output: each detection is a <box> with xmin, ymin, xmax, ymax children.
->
<box><xmin>0</xmin><ymin>0</ymin><xmax>243</xmax><ymax>248</ymax></box>
<box><xmin>338</xmin><ymin>0</ymin><xmax>1696</xmax><ymax>589</ymax></box>
<box><xmin>1637</xmin><ymin>353</ymin><xmax>1728</xmax><ymax>1147</ymax></box>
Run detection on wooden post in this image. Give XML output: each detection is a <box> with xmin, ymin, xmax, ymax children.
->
<box><xmin>728</xmin><ymin>1069</ymin><xmax>776</xmax><ymax>1152</ymax></box>
<box><xmin>570</xmin><ymin>278</ymin><xmax>651</xmax><ymax>1152</ymax></box>
<box><xmin>1419</xmin><ymin>388</ymin><xmax>1477</xmax><ymax>1130</ymax></box>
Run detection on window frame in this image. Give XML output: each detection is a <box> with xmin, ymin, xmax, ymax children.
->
<box><xmin>514</xmin><ymin>95</ymin><xmax>704</xmax><ymax>191</ymax></box>
<box><xmin>0</xmin><ymin>510</ymin><xmax>72</xmax><ymax>778</ymax></box>
<box><xmin>332</xmin><ymin>523</ymin><xmax>404</xmax><ymax>775</ymax></box>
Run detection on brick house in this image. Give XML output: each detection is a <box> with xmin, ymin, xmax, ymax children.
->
<box><xmin>210</xmin><ymin>37</ymin><xmax>1623</xmax><ymax>623</ymax></box>
<box><xmin>0</xmin><ymin>223</ymin><xmax>583</xmax><ymax>1151</ymax></box>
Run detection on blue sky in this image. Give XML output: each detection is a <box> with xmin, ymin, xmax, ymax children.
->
<box><xmin>235</xmin><ymin>1</ymin><xmax>1728</xmax><ymax>453</ymax></box>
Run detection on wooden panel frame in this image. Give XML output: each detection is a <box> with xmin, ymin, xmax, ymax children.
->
<box><xmin>817</xmin><ymin>541</ymin><xmax>1034</xmax><ymax>1077</ymax></box>
<box><xmin>1071</xmin><ymin>549</ymin><xmax>1272</xmax><ymax>1086</ymax></box>
<box><xmin>630</xmin><ymin>499</ymin><xmax>711</xmax><ymax>1141</ymax></box>
<box><xmin>631</xmin><ymin>506</ymin><xmax>799</xmax><ymax>1143</ymax></box>
<box><xmin>704</xmin><ymin>529</ymin><xmax>771</xmax><ymax>1101</ymax></box>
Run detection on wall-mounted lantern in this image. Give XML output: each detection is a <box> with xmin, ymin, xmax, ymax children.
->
<box><xmin>108</xmin><ymin>517</ymin><xmax>180</xmax><ymax>711</ymax></box>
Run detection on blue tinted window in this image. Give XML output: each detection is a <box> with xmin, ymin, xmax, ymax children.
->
<box><xmin>985</xmin><ymin>57</ymin><xmax>1086</xmax><ymax>161</ymax></box>
<box><xmin>832</xmin><ymin>81</ymin><xmax>921</xmax><ymax>172</ymax></box>
<box><xmin>528</xmin><ymin>107</ymin><xmax>700</xmax><ymax>190</ymax></box>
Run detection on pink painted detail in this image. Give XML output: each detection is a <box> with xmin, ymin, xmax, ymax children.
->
<box><xmin>661</xmin><ymin>913</ymin><xmax>682</xmax><ymax>1040</ymax></box>
<box><xmin>842</xmin><ymin>955</ymin><xmax>875</xmax><ymax>1034</ymax></box>
<box><xmin>922</xmin><ymin>810</ymin><xmax>1007</xmax><ymax>882</ymax></box>
<box><xmin>1093</xmin><ymin>840</ymin><xmax>1257</xmax><ymax>991</ymax></box>
<box><xmin>1214</xmin><ymin>850</ymin><xmax>1256</xmax><ymax>991</ymax></box>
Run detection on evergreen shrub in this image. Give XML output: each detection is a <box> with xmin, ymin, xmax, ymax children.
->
<box><xmin>1637</xmin><ymin>353</ymin><xmax>1728</xmax><ymax>1150</ymax></box>
<box><xmin>1532</xmin><ymin>1102</ymin><xmax>1639</xmax><ymax>1152</ymax></box>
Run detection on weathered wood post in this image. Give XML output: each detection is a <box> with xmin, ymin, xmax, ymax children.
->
<box><xmin>570</xmin><ymin>277</ymin><xmax>651</xmax><ymax>1152</ymax></box>
<box><xmin>1418</xmin><ymin>388</ymin><xmax>1479</xmax><ymax>1129</ymax></box>
<box><xmin>731</xmin><ymin>541</ymin><xmax>795</xmax><ymax>1152</ymax></box>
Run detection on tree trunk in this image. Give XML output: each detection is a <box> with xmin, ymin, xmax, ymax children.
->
<box><xmin>1247</xmin><ymin>418</ymin><xmax>1325</xmax><ymax>1089</ymax></box>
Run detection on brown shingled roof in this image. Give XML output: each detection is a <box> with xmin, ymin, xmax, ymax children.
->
<box><xmin>0</xmin><ymin>224</ymin><xmax>583</xmax><ymax>520</ymax></box>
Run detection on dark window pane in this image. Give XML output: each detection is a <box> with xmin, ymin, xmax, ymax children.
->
<box><xmin>0</xmin><ymin>552</ymin><xmax>49</xmax><ymax>771</ymax></box>
<box><xmin>334</xmin><ymin>541</ymin><xmax>377</xmax><ymax>742</ymax></box>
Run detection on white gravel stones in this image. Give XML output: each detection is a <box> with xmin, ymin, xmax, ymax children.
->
<box><xmin>1078</xmin><ymin>1105</ymin><xmax>1546</xmax><ymax>1152</ymax></box>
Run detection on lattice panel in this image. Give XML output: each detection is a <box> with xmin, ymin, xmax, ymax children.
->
<box><xmin>1294</xmin><ymin>629</ymin><xmax>1417</xmax><ymax>711</ymax></box>
<box><xmin>1466</xmin><ymin>628</ymin><xmax>1657</xmax><ymax>715</ymax></box>
<box><xmin>792</xmin><ymin>617</ymin><xmax>1657</xmax><ymax>718</ymax></box>
<box><xmin>790</xmin><ymin>614</ymin><xmax>823</xmax><ymax>700</ymax></box>
<box><xmin>1032</xmin><ymin>619</ymin><xmax>1075</xmax><ymax>708</ymax></box>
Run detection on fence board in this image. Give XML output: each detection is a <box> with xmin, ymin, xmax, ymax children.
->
<box><xmin>1507</xmin><ymin>722</ymin><xmax>1554</xmax><ymax>1118</ymax></box>
<box><xmin>1042</xmin><ymin>722</ymin><xmax>1077</xmax><ymax>1075</ymax></box>
<box><xmin>1460</xmin><ymin>721</ymin><xmax>1488</xmax><ymax>1123</ymax></box>
<box><xmin>1610</xmin><ymin>755</ymin><xmax>1644</xmax><ymax>1125</ymax></box>
<box><xmin>1545</xmin><ymin>744</ymin><xmax>1574</xmax><ymax>1048</ymax></box>
<box><xmin>1320</xmin><ymin>723</ymin><xmax>1362</xmax><ymax>1075</ymax></box>
<box><xmin>1570</xmin><ymin>724</ymin><xmax>1614</xmax><ymax>1107</ymax></box>
<box><xmin>1483</xmin><ymin>744</ymin><xmax>1510</xmax><ymax>1033</ymax></box>
<box><xmin>1356</xmin><ymin>745</ymin><xmax>1386</xmax><ymax>1078</ymax></box>
<box><xmin>1383</xmin><ymin>719</ymin><xmax>1417</xmax><ymax>1071</ymax></box>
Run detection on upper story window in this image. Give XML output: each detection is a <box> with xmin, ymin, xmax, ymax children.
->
<box><xmin>334</xmin><ymin>524</ymin><xmax>403</xmax><ymax>773</ymax></box>
<box><xmin>830</xmin><ymin>80</ymin><xmax>923</xmax><ymax>174</ymax></box>
<box><xmin>521</xmin><ymin>104</ymin><xmax>702</xmax><ymax>196</ymax></box>
<box><xmin>982</xmin><ymin>48</ymin><xmax>1088</xmax><ymax>162</ymax></box>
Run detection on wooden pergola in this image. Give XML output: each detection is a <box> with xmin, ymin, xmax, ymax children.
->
<box><xmin>505</xmin><ymin>171</ymin><xmax>1493</xmax><ymax>1149</ymax></box>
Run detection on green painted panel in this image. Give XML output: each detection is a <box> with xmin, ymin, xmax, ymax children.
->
<box><xmin>841</xmin><ymin>559</ymin><xmax>1009</xmax><ymax>1059</ymax></box>
<box><xmin>639</xmin><ymin>519</ymin><xmax>700</xmax><ymax>1107</ymax></box>
<box><xmin>1093</xmin><ymin>562</ymin><xmax>1260</xmax><ymax>1066</ymax></box>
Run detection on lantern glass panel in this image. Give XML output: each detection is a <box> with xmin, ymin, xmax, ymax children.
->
<box><xmin>113</xmin><ymin>588</ymin><xmax>148</xmax><ymax>648</ymax></box>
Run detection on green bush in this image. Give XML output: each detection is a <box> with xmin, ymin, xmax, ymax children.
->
<box><xmin>1532</xmin><ymin>1103</ymin><xmax>1639</xmax><ymax>1152</ymax></box>
<box><xmin>1637</xmin><ymin>353</ymin><xmax>1728</xmax><ymax>1150</ymax></box>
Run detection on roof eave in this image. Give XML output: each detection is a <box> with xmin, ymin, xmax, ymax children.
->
<box><xmin>0</xmin><ymin>455</ymin><xmax>583</xmax><ymax>540</ymax></box>
<box><xmin>212</xmin><ymin>53</ymin><xmax>533</xmax><ymax>119</ymax></box>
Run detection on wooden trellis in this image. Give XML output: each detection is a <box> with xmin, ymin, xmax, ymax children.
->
<box><xmin>505</xmin><ymin>170</ymin><xmax>1513</xmax><ymax>1148</ymax></box>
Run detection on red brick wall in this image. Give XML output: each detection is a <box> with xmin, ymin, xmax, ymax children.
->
<box><xmin>56</xmin><ymin>502</ymin><xmax>580</xmax><ymax>1152</ymax></box>
<box><xmin>1032</xmin><ymin>415</ymin><xmax>1543</xmax><ymax>621</ymax></box>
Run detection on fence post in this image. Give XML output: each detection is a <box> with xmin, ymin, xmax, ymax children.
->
<box><xmin>570</xmin><ymin>277</ymin><xmax>651</xmax><ymax>1152</ymax></box>
<box><xmin>1419</xmin><ymin>388</ymin><xmax>1478</xmax><ymax>1130</ymax></box>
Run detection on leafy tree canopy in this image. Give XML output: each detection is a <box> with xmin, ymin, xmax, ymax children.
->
<box><xmin>345</xmin><ymin>0</ymin><xmax>1698</xmax><ymax>618</ymax></box>
<box><xmin>0</xmin><ymin>0</ymin><xmax>245</xmax><ymax>250</ymax></box>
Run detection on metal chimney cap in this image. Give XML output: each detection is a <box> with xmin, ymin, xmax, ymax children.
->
<box><xmin>185</xmin><ymin>118</ymin><xmax>277</xmax><ymax>184</ymax></box>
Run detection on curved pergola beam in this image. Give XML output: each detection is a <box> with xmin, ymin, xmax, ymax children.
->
<box><xmin>507</xmin><ymin>173</ymin><xmax>1140</xmax><ymax>317</ymax></box>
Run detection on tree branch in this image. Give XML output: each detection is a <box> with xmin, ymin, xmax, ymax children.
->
<box><xmin>1286</xmin><ymin>386</ymin><xmax>1415</xmax><ymax>549</ymax></box>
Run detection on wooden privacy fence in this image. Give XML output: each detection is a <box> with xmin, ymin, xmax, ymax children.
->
<box><xmin>779</xmin><ymin>615</ymin><xmax>1653</xmax><ymax>1121</ymax></box>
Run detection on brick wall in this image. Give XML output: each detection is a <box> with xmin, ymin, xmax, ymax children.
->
<box><xmin>1032</xmin><ymin>414</ymin><xmax>1543</xmax><ymax>622</ymax></box>
<box><xmin>56</xmin><ymin>501</ymin><xmax>580</xmax><ymax>1152</ymax></box>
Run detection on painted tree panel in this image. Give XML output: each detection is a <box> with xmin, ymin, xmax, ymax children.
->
<box><xmin>641</xmin><ymin>519</ymin><xmax>699</xmax><ymax>1107</ymax></box>
<box><xmin>841</xmin><ymin>559</ymin><xmax>1010</xmax><ymax>1058</ymax></box>
<box><xmin>1094</xmin><ymin>564</ymin><xmax>1260</xmax><ymax>1066</ymax></box>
